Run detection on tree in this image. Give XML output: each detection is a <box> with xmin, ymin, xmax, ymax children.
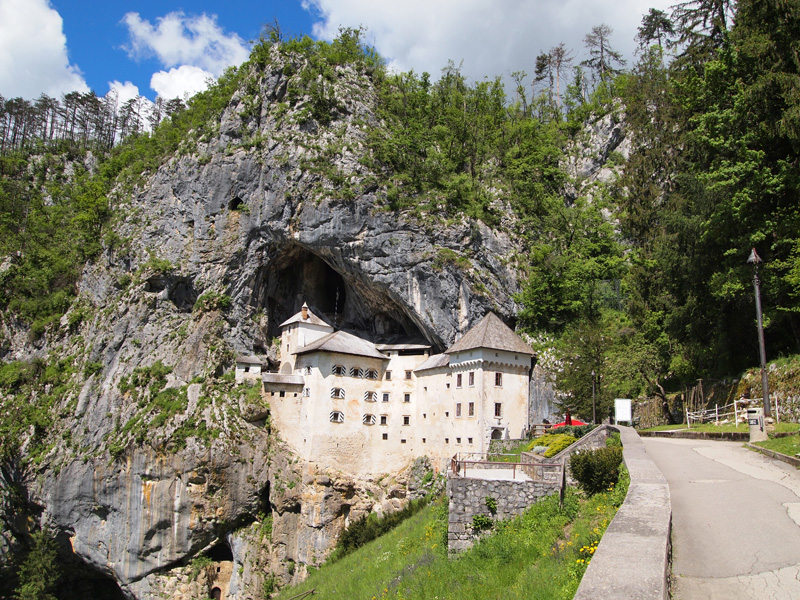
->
<box><xmin>582</xmin><ymin>24</ymin><xmax>626</xmax><ymax>83</ymax></box>
<box><xmin>14</xmin><ymin>530</ymin><xmax>61</xmax><ymax>600</ymax></box>
<box><xmin>671</xmin><ymin>0</ymin><xmax>736</xmax><ymax>62</ymax></box>
<box><xmin>637</xmin><ymin>8</ymin><xmax>676</xmax><ymax>52</ymax></box>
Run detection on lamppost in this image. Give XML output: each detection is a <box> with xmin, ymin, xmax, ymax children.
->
<box><xmin>747</xmin><ymin>248</ymin><xmax>771</xmax><ymax>417</ymax></box>
<box><xmin>592</xmin><ymin>370</ymin><xmax>596</xmax><ymax>424</ymax></box>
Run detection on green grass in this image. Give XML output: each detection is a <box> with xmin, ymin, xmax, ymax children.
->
<box><xmin>754</xmin><ymin>434</ymin><xmax>800</xmax><ymax>457</ymax></box>
<box><xmin>275</xmin><ymin>472</ymin><xmax>629</xmax><ymax>600</ymax></box>
<box><xmin>641</xmin><ymin>422</ymin><xmax>800</xmax><ymax>433</ymax></box>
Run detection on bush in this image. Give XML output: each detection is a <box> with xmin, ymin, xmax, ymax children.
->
<box><xmin>472</xmin><ymin>514</ymin><xmax>493</xmax><ymax>532</ymax></box>
<box><xmin>193</xmin><ymin>291</ymin><xmax>231</xmax><ymax>313</ymax></box>
<box><xmin>569</xmin><ymin>447</ymin><xmax>623</xmax><ymax>496</ymax></box>
<box><xmin>606</xmin><ymin>432</ymin><xmax>622</xmax><ymax>448</ymax></box>
<box><xmin>528</xmin><ymin>433</ymin><xmax>578</xmax><ymax>457</ymax></box>
<box><xmin>332</xmin><ymin>497</ymin><xmax>429</xmax><ymax>561</ymax></box>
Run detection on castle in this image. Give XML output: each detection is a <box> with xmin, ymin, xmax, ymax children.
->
<box><xmin>237</xmin><ymin>304</ymin><xmax>536</xmax><ymax>477</ymax></box>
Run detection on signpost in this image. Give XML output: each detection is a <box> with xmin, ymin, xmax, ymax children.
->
<box><xmin>615</xmin><ymin>398</ymin><xmax>632</xmax><ymax>425</ymax></box>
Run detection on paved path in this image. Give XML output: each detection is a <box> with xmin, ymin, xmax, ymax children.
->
<box><xmin>644</xmin><ymin>437</ymin><xmax>800</xmax><ymax>599</ymax></box>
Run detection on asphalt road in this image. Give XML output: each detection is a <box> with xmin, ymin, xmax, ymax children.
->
<box><xmin>643</xmin><ymin>437</ymin><xmax>800</xmax><ymax>600</ymax></box>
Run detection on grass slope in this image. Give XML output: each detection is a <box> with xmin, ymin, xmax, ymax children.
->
<box><xmin>276</xmin><ymin>473</ymin><xmax>629</xmax><ymax>600</ymax></box>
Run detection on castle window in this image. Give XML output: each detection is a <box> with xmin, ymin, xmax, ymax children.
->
<box><xmin>445</xmin><ymin>438</ymin><xmax>449</xmax><ymax>444</ymax></box>
<box><xmin>405</xmin><ymin>370</ymin><xmax>412</xmax><ymax>380</ymax></box>
<box><xmin>456</xmin><ymin>403</ymin><xmax>462</xmax><ymax>417</ymax></box>
<box><xmin>305</xmin><ymin>366</ymin><xmax>312</xmax><ymax>375</ymax></box>
<box><xmin>382</xmin><ymin>392</ymin><xmax>390</xmax><ymax>402</ymax></box>
<box><xmin>401</xmin><ymin>439</ymin><xmax>407</xmax><ymax>444</ymax></box>
<box><xmin>303</xmin><ymin>387</ymin><xmax>310</xmax><ymax>397</ymax></box>
<box><xmin>350</xmin><ymin>366</ymin><xmax>364</xmax><ymax>378</ymax></box>
<box><xmin>331</xmin><ymin>387</ymin><xmax>345</xmax><ymax>399</ymax></box>
<box><xmin>495</xmin><ymin>372</ymin><xmax>502</xmax><ymax>387</ymax></box>
<box><xmin>364</xmin><ymin>391</ymin><xmax>378</xmax><ymax>402</ymax></box>
<box><xmin>279</xmin><ymin>390</ymin><xmax>285</xmax><ymax>398</ymax></box>
<box><xmin>403</xmin><ymin>416</ymin><xmax>410</xmax><ymax>426</ymax></box>
<box><xmin>329</xmin><ymin>411</ymin><xmax>344</xmax><ymax>423</ymax></box>
<box><xmin>382</xmin><ymin>433</ymin><xmax>388</xmax><ymax>440</ymax></box>
<box><xmin>385</xmin><ymin>370</ymin><xmax>392</xmax><ymax>380</ymax></box>
<box><xmin>468</xmin><ymin>437</ymin><xmax>473</xmax><ymax>444</ymax></box>
<box><xmin>469</xmin><ymin>402</ymin><xmax>475</xmax><ymax>417</ymax></box>
<box><xmin>365</xmin><ymin>369</ymin><xmax>378</xmax><ymax>380</ymax></box>
<box><xmin>494</xmin><ymin>403</ymin><xmax>502</xmax><ymax>417</ymax></box>
<box><xmin>380</xmin><ymin>415</ymin><xmax>388</xmax><ymax>425</ymax></box>
<box><xmin>456</xmin><ymin>437</ymin><xmax>461</xmax><ymax>444</ymax></box>
<box><xmin>403</xmin><ymin>393</ymin><xmax>411</xmax><ymax>403</ymax></box>
<box><xmin>332</xmin><ymin>365</ymin><xmax>346</xmax><ymax>376</ymax></box>
<box><xmin>363</xmin><ymin>414</ymin><xmax>376</xmax><ymax>425</ymax></box>
<box><xmin>468</xmin><ymin>372</ymin><xmax>475</xmax><ymax>386</ymax></box>
<box><xmin>456</xmin><ymin>373</ymin><xmax>462</xmax><ymax>388</ymax></box>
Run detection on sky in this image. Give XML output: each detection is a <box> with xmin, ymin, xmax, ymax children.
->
<box><xmin>0</xmin><ymin>0</ymin><xmax>675</xmax><ymax>107</ymax></box>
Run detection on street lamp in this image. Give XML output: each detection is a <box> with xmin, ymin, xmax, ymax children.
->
<box><xmin>591</xmin><ymin>370</ymin><xmax>596</xmax><ymax>424</ymax></box>
<box><xmin>747</xmin><ymin>248</ymin><xmax>771</xmax><ymax>417</ymax></box>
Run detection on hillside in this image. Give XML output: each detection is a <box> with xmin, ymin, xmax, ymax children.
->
<box><xmin>1</xmin><ymin>2</ymin><xmax>800</xmax><ymax>597</ymax></box>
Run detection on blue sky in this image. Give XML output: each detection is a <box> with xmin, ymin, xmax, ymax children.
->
<box><xmin>1</xmin><ymin>0</ymin><xmax>674</xmax><ymax>105</ymax></box>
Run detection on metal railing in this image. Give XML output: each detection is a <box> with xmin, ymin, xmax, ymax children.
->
<box><xmin>449</xmin><ymin>453</ymin><xmax>565</xmax><ymax>482</ymax></box>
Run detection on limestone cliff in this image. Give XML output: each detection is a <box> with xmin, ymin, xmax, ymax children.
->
<box><xmin>0</xmin><ymin>44</ymin><xmax>535</xmax><ymax>599</ymax></box>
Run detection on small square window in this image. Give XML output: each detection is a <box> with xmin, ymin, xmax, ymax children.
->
<box><xmin>404</xmin><ymin>393</ymin><xmax>411</xmax><ymax>403</ymax></box>
<box><xmin>382</xmin><ymin>392</ymin><xmax>390</xmax><ymax>402</ymax></box>
<box><xmin>401</xmin><ymin>439</ymin><xmax>407</xmax><ymax>444</ymax></box>
<box><xmin>446</xmin><ymin>382</ymin><xmax>450</xmax><ymax>389</ymax></box>
<box><xmin>445</xmin><ymin>438</ymin><xmax>449</xmax><ymax>444</ymax></box>
<box><xmin>279</xmin><ymin>390</ymin><xmax>285</xmax><ymax>398</ymax></box>
<box><xmin>405</xmin><ymin>370</ymin><xmax>412</xmax><ymax>380</ymax></box>
<box><xmin>445</xmin><ymin>411</ymin><xmax>449</xmax><ymax>417</ymax></box>
<box><xmin>469</xmin><ymin>402</ymin><xmax>475</xmax><ymax>417</ymax></box>
<box><xmin>403</xmin><ymin>416</ymin><xmax>410</xmax><ymax>426</ymax></box>
<box><xmin>468</xmin><ymin>372</ymin><xmax>475</xmax><ymax>386</ymax></box>
<box><xmin>382</xmin><ymin>433</ymin><xmax>388</xmax><ymax>440</ymax></box>
<box><xmin>385</xmin><ymin>370</ymin><xmax>392</xmax><ymax>380</ymax></box>
<box><xmin>422</xmin><ymin>438</ymin><xmax>426</xmax><ymax>443</ymax></box>
<box><xmin>380</xmin><ymin>415</ymin><xmax>387</xmax><ymax>425</ymax></box>
<box><xmin>456</xmin><ymin>437</ymin><xmax>461</xmax><ymax>444</ymax></box>
<box><xmin>468</xmin><ymin>437</ymin><xmax>473</xmax><ymax>444</ymax></box>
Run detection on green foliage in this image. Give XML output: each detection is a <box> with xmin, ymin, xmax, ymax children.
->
<box><xmin>569</xmin><ymin>447</ymin><xmax>623</xmax><ymax>496</ymax></box>
<box><xmin>472</xmin><ymin>513</ymin><xmax>493</xmax><ymax>532</ymax></box>
<box><xmin>529</xmin><ymin>433</ymin><xmax>578</xmax><ymax>457</ymax></box>
<box><xmin>193</xmin><ymin>291</ymin><xmax>232</xmax><ymax>313</ymax></box>
<box><xmin>14</xmin><ymin>530</ymin><xmax>61</xmax><ymax>600</ymax></box>
<box><xmin>188</xmin><ymin>555</ymin><xmax>213</xmax><ymax>581</ymax></box>
<box><xmin>485</xmin><ymin>495</ymin><xmax>497</xmax><ymax>515</ymax></box>
<box><xmin>605</xmin><ymin>432</ymin><xmax>622</xmax><ymax>448</ymax></box>
<box><xmin>331</xmin><ymin>497</ymin><xmax>429</xmax><ymax>562</ymax></box>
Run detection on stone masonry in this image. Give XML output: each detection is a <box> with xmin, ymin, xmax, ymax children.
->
<box><xmin>446</xmin><ymin>476</ymin><xmax>562</xmax><ymax>552</ymax></box>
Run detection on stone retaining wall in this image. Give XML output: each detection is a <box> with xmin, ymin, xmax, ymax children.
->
<box><xmin>446</xmin><ymin>476</ymin><xmax>562</xmax><ymax>552</ymax></box>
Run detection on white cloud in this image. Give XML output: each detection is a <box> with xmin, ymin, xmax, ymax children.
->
<box><xmin>122</xmin><ymin>11</ymin><xmax>250</xmax><ymax>77</ymax></box>
<box><xmin>108</xmin><ymin>80</ymin><xmax>142</xmax><ymax>107</ymax></box>
<box><xmin>150</xmin><ymin>65</ymin><xmax>214</xmax><ymax>100</ymax></box>
<box><xmin>0</xmin><ymin>0</ymin><xmax>88</xmax><ymax>99</ymax></box>
<box><xmin>303</xmin><ymin>0</ymin><xmax>674</xmax><ymax>85</ymax></box>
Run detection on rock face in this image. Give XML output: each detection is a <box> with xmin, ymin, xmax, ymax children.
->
<box><xmin>0</xmin><ymin>46</ymin><xmax>531</xmax><ymax>599</ymax></box>
<box><xmin>0</xmin><ymin>44</ymin><xmax>628</xmax><ymax>598</ymax></box>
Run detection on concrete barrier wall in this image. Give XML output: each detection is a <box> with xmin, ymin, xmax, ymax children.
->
<box><xmin>573</xmin><ymin>425</ymin><xmax>671</xmax><ymax>600</ymax></box>
<box><xmin>446</xmin><ymin>476</ymin><xmax>561</xmax><ymax>552</ymax></box>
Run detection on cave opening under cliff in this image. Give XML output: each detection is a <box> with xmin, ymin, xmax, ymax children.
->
<box><xmin>51</xmin><ymin>543</ymin><xmax>127</xmax><ymax>600</ymax></box>
<box><xmin>252</xmin><ymin>245</ymin><xmax>428</xmax><ymax>345</ymax></box>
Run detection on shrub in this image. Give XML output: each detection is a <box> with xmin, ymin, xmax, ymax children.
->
<box><xmin>528</xmin><ymin>433</ymin><xmax>578</xmax><ymax>457</ymax></box>
<box><xmin>331</xmin><ymin>497</ymin><xmax>429</xmax><ymax>561</ymax></box>
<box><xmin>193</xmin><ymin>291</ymin><xmax>232</xmax><ymax>313</ymax></box>
<box><xmin>606</xmin><ymin>432</ymin><xmax>622</xmax><ymax>448</ymax></box>
<box><xmin>472</xmin><ymin>514</ymin><xmax>493</xmax><ymax>532</ymax></box>
<box><xmin>570</xmin><ymin>447</ymin><xmax>623</xmax><ymax>496</ymax></box>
